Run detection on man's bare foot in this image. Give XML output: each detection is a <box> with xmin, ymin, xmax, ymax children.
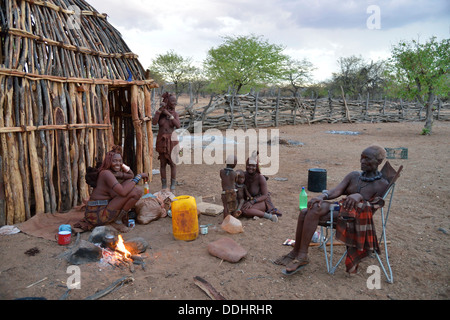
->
<box><xmin>285</xmin><ymin>257</ymin><xmax>309</xmax><ymax>273</ymax></box>
<box><xmin>282</xmin><ymin>257</ymin><xmax>309</xmax><ymax>275</ymax></box>
<box><xmin>273</xmin><ymin>252</ymin><xmax>296</xmax><ymax>266</ymax></box>
<box><xmin>347</xmin><ymin>265</ymin><xmax>359</xmax><ymax>275</ymax></box>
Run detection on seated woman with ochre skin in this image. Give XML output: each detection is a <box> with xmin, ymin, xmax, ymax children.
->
<box><xmin>241</xmin><ymin>154</ymin><xmax>281</xmax><ymax>222</ymax></box>
<box><xmin>76</xmin><ymin>146</ymin><xmax>149</xmax><ymax>233</ymax></box>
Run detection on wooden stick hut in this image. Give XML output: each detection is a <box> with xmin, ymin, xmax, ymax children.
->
<box><xmin>0</xmin><ymin>0</ymin><xmax>157</xmax><ymax>225</ymax></box>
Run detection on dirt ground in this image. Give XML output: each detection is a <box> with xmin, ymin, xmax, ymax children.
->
<box><xmin>0</xmin><ymin>120</ymin><xmax>449</xmax><ymax>303</ymax></box>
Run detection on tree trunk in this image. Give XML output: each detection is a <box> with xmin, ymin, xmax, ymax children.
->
<box><xmin>236</xmin><ymin>83</ymin><xmax>243</xmax><ymax>94</ymax></box>
<box><xmin>424</xmin><ymin>91</ymin><xmax>434</xmax><ymax>134</ymax></box>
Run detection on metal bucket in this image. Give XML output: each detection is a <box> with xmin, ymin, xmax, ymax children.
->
<box><xmin>308</xmin><ymin>168</ymin><xmax>327</xmax><ymax>192</ymax></box>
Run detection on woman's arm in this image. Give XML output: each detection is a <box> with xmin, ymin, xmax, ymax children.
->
<box><xmin>170</xmin><ymin>111</ymin><xmax>181</xmax><ymax>129</ymax></box>
<box><xmin>244</xmin><ymin>186</ymin><xmax>251</xmax><ymax>201</ymax></box>
<box><xmin>152</xmin><ymin>109</ymin><xmax>162</xmax><ymax>125</ymax></box>
<box><xmin>103</xmin><ymin>171</ymin><xmax>148</xmax><ymax>197</ymax></box>
<box><xmin>112</xmin><ymin>170</ymin><xmax>134</xmax><ymax>181</ymax></box>
<box><xmin>101</xmin><ymin>171</ymin><xmax>135</xmax><ymax>197</ymax></box>
<box><xmin>249</xmin><ymin>175</ymin><xmax>269</xmax><ymax>205</ymax></box>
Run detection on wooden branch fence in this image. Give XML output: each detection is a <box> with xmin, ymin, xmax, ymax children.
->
<box><xmin>178</xmin><ymin>93</ymin><xmax>450</xmax><ymax>131</ymax></box>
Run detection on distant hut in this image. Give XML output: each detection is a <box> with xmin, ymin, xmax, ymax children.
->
<box><xmin>0</xmin><ymin>0</ymin><xmax>157</xmax><ymax>225</ymax></box>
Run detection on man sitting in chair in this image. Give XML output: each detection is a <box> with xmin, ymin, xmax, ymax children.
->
<box><xmin>274</xmin><ymin>144</ymin><xmax>389</xmax><ymax>275</ymax></box>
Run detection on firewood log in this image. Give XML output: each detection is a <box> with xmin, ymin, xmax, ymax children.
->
<box><xmin>193</xmin><ymin>276</ymin><xmax>226</xmax><ymax>300</ymax></box>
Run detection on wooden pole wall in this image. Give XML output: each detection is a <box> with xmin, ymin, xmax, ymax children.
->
<box><xmin>144</xmin><ymin>87</ymin><xmax>153</xmax><ymax>182</ymax></box>
<box><xmin>0</xmin><ymin>74</ymin><xmax>155</xmax><ymax>225</ymax></box>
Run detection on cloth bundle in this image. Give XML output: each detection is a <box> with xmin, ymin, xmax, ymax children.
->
<box><xmin>335</xmin><ymin>199</ymin><xmax>380</xmax><ymax>273</ymax></box>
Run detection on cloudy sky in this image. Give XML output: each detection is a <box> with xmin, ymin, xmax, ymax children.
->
<box><xmin>87</xmin><ymin>0</ymin><xmax>449</xmax><ymax>82</ymax></box>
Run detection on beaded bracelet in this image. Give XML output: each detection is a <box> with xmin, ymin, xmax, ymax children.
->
<box><xmin>132</xmin><ymin>174</ymin><xmax>142</xmax><ymax>184</ymax></box>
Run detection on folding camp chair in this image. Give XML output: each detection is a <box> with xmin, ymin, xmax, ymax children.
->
<box><xmin>318</xmin><ymin>161</ymin><xmax>403</xmax><ymax>283</ymax></box>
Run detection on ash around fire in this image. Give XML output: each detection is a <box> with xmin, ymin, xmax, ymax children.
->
<box><xmin>24</xmin><ymin>247</ymin><xmax>40</xmax><ymax>256</ymax></box>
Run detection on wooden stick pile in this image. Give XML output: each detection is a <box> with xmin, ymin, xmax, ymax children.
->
<box><xmin>0</xmin><ymin>0</ymin><xmax>157</xmax><ymax>225</ymax></box>
<box><xmin>179</xmin><ymin>93</ymin><xmax>450</xmax><ymax>131</ymax></box>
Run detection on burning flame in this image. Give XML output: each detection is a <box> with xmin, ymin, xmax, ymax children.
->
<box><xmin>115</xmin><ymin>235</ymin><xmax>132</xmax><ymax>259</ymax></box>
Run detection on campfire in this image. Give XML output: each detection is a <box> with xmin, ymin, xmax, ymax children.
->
<box><xmin>99</xmin><ymin>234</ymin><xmax>146</xmax><ymax>272</ymax></box>
<box><xmin>115</xmin><ymin>235</ymin><xmax>131</xmax><ymax>258</ymax></box>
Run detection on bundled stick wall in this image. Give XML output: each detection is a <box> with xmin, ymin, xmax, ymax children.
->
<box><xmin>179</xmin><ymin>93</ymin><xmax>450</xmax><ymax>131</ymax></box>
<box><xmin>0</xmin><ymin>0</ymin><xmax>157</xmax><ymax>225</ymax></box>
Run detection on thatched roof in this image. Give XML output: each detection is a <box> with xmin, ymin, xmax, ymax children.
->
<box><xmin>0</xmin><ymin>0</ymin><xmax>155</xmax><ymax>86</ymax></box>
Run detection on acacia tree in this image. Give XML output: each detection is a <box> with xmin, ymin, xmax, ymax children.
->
<box><xmin>150</xmin><ymin>50</ymin><xmax>196</xmax><ymax>98</ymax></box>
<box><xmin>281</xmin><ymin>57</ymin><xmax>315</xmax><ymax>97</ymax></box>
<box><xmin>332</xmin><ymin>55</ymin><xmax>366</xmax><ymax>98</ymax></box>
<box><xmin>330</xmin><ymin>55</ymin><xmax>386</xmax><ymax>99</ymax></box>
<box><xmin>204</xmin><ymin>34</ymin><xmax>288</xmax><ymax>93</ymax></box>
<box><xmin>386</xmin><ymin>37</ymin><xmax>450</xmax><ymax>134</ymax></box>
<box><xmin>184</xmin><ymin>66</ymin><xmax>209</xmax><ymax>104</ymax></box>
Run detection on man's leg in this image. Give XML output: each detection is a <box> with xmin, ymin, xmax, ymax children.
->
<box><xmin>284</xmin><ymin>202</ymin><xmax>331</xmax><ymax>271</ymax></box>
<box><xmin>273</xmin><ymin>209</ymin><xmax>307</xmax><ymax>265</ymax></box>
